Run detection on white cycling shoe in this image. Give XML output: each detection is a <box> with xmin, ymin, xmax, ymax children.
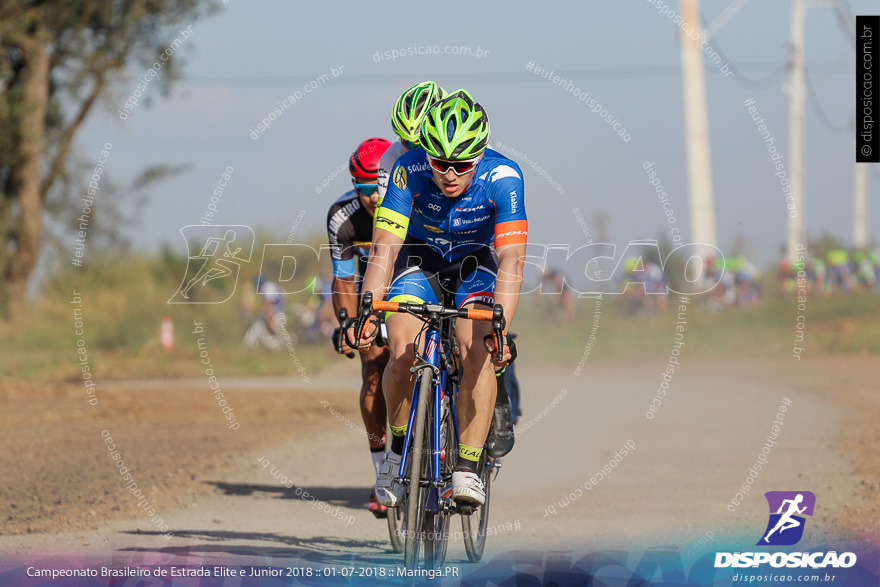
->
<box><xmin>451</xmin><ymin>471</ymin><xmax>485</xmax><ymax>507</ymax></box>
<box><xmin>375</xmin><ymin>451</ymin><xmax>405</xmax><ymax>507</ymax></box>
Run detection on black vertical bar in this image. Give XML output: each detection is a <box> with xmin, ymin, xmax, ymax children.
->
<box><xmin>857</xmin><ymin>15</ymin><xmax>880</xmax><ymax>163</ymax></box>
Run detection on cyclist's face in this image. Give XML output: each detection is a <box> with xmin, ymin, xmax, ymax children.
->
<box><xmin>355</xmin><ymin>179</ymin><xmax>380</xmax><ymax>216</ymax></box>
<box><xmin>430</xmin><ymin>154</ymin><xmax>481</xmax><ymax>198</ymax></box>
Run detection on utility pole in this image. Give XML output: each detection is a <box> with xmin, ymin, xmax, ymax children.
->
<box><xmin>680</xmin><ymin>0</ymin><xmax>718</xmax><ymax>257</ymax></box>
<box><xmin>854</xmin><ymin>162</ymin><xmax>869</xmax><ymax>249</ymax></box>
<box><xmin>787</xmin><ymin>0</ymin><xmax>806</xmax><ymax>260</ymax></box>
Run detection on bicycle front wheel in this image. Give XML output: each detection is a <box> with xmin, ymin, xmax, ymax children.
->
<box><xmin>387</xmin><ymin>502</ymin><xmax>405</xmax><ymax>553</ymax></box>
<box><xmin>403</xmin><ymin>369</ymin><xmax>433</xmax><ymax>569</ymax></box>
<box><xmin>424</xmin><ymin>395</ymin><xmax>455</xmax><ymax>568</ymax></box>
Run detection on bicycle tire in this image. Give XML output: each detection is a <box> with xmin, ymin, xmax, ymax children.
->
<box><xmin>386</xmin><ymin>502</ymin><xmax>405</xmax><ymax>553</ymax></box>
<box><xmin>424</xmin><ymin>394</ymin><xmax>456</xmax><ymax>568</ymax></box>
<box><xmin>461</xmin><ymin>451</ymin><xmax>491</xmax><ymax>562</ymax></box>
<box><xmin>403</xmin><ymin>369</ymin><xmax>433</xmax><ymax>569</ymax></box>
<box><xmin>385</xmin><ymin>409</ymin><xmax>405</xmax><ymax>554</ymax></box>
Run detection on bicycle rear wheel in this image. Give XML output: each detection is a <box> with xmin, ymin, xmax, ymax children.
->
<box><xmin>461</xmin><ymin>451</ymin><xmax>492</xmax><ymax>562</ymax></box>
<box><xmin>403</xmin><ymin>369</ymin><xmax>433</xmax><ymax>569</ymax></box>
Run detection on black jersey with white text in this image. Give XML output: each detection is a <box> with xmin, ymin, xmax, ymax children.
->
<box><xmin>326</xmin><ymin>190</ymin><xmax>373</xmax><ymax>278</ymax></box>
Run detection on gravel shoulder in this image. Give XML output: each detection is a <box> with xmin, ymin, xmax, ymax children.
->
<box><xmin>2</xmin><ymin>355</ymin><xmax>877</xmax><ymax>561</ymax></box>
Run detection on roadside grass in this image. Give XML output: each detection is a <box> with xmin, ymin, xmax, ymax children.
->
<box><xmin>512</xmin><ymin>291</ymin><xmax>880</xmax><ymax>368</ymax></box>
<box><xmin>2</xmin><ymin>257</ymin><xmax>878</xmax><ymax>384</ymax></box>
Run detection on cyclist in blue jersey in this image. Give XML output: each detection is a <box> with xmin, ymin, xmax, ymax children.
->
<box><xmin>379</xmin><ymin>82</ymin><xmax>520</xmax><ymax>456</ymax></box>
<box><xmin>353</xmin><ymin>90</ymin><xmax>527</xmax><ymax>508</ymax></box>
<box><xmin>327</xmin><ymin>137</ymin><xmax>393</xmax><ymax>517</ymax></box>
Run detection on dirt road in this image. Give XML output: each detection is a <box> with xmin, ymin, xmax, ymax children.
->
<box><xmin>2</xmin><ymin>356</ymin><xmax>878</xmax><ymax>570</ymax></box>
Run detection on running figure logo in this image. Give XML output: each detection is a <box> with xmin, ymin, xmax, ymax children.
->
<box><xmin>757</xmin><ymin>491</ymin><xmax>816</xmax><ymax>546</ymax></box>
<box><xmin>168</xmin><ymin>225</ymin><xmax>255</xmax><ymax>304</ymax></box>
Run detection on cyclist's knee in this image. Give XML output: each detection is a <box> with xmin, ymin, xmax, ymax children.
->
<box><xmin>361</xmin><ymin>377</ymin><xmax>382</xmax><ymax>400</ymax></box>
<box><xmin>386</xmin><ymin>320</ymin><xmax>417</xmax><ymax>359</ymax></box>
<box><xmin>456</xmin><ymin>314</ymin><xmax>492</xmax><ymax>361</ymax></box>
<box><xmin>361</xmin><ymin>358</ymin><xmax>385</xmax><ymax>387</ymax></box>
<box><xmin>384</xmin><ymin>340</ymin><xmax>415</xmax><ymax>381</ymax></box>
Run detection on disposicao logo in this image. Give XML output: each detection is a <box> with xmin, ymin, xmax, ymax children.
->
<box><xmin>758</xmin><ymin>491</ymin><xmax>815</xmax><ymax>546</ymax></box>
<box><xmin>715</xmin><ymin>491</ymin><xmax>857</xmax><ymax>569</ymax></box>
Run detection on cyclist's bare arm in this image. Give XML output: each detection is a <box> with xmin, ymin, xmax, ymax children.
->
<box><xmin>332</xmin><ymin>276</ymin><xmax>359</xmax><ymax>320</ymax></box>
<box><xmin>262</xmin><ymin>301</ymin><xmax>275</xmax><ymax>324</ymax></box>
<box><xmin>494</xmin><ymin>242</ymin><xmax>526</xmax><ymax>333</ymax></box>
<box><xmin>487</xmin><ymin>242</ymin><xmax>525</xmax><ymax>366</ymax></box>
<box><xmin>351</xmin><ymin>228</ymin><xmax>404</xmax><ymax>347</ymax></box>
<box><xmin>361</xmin><ymin>227</ymin><xmax>404</xmax><ymax>302</ymax></box>
<box><xmin>332</xmin><ymin>276</ymin><xmax>358</xmax><ymax>351</ymax></box>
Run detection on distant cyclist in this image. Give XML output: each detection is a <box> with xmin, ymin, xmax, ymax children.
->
<box><xmin>619</xmin><ymin>257</ymin><xmax>649</xmax><ymax>313</ymax></box>
<box><xmin>540</xmin><ymin>268</ymin><xmax>575</xmax><ymax>322</ymax></box>
<box><xmin>644</xmin><ymin>260</ymin><xmax>668</xmax><ymax>312</ymax></box>
<box><xmin>733</xmin><ymin>256</ymin><xmax>760</xmax><ymax>306</ymax></box>
<box><xmin>826</xmin><ymin>249</ymin><xmax>852</xmax><ymax>293</ymax></box>
<box><xmin>778</xmin><ymin>258</ymin><xmax>796</xmax><ymax>295</ymax></box>
<box><xmin>854</xmin><ymin>251</ymin><xmax>876</xmax><ymax>291</ymax></box>
<box><xmin>242</xmin><ymin>275</ymin><xmax>285</xmax><ymax>350</ymax></box>
<box><xmin>355</xmin><ymin>90</ymin><xmax>527</xmax><ymax>508</ymax></box>
<box><xmin>327</xmin><ymin>137</ymin><xmax>393</xmax><ymax>517</ymax></box>
<box><xmin>871</xmin><ymin>251</ymin><xmax>880</xmax><ymax>289</ymax></box>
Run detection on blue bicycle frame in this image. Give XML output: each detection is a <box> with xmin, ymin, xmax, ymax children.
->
<box><xmin>396</xmin><ymin>327</ymin><xmax>460</xmax><ymax>514</ymax></box>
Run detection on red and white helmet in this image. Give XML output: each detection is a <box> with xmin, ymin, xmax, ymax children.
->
<box><xmin>349</xmin><ymin>137</ymin><xmax>392</xmax><ymax>180</ymax></box>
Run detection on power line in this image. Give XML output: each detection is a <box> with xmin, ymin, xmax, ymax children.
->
<box><xmin>699</xmin><ymin>11</ymin><xmax>790</xmax><ymax>89</ymax></box>
<box><xmin>178</xmin><ymin>63</ymin><xmax>852</xmax><ymax>87</ymax></box>
<box><xmin>832</xmin><ymin>0</ymin><xmax>856</xmax><ymax>46</ymax></box>
<box><xmin>804</xmin><ymin>62</ymin><xmax>851</xmax><ymax>134</ymax></box>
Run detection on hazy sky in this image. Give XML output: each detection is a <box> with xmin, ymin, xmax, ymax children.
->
<box><xmin>76</xmin><ymin>0</ymin><xmax>875</xmax><ymax>267</ymax></box>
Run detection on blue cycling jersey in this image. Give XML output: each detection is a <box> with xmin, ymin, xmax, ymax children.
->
<box><xmin>375</xmin><ymin>148</ymin><xmax>528</xmax><ymax>262</ymax></box>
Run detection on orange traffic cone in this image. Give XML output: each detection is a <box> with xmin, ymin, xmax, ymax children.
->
<box><xmin>161</xmin><ymin>316</ymin><xmax>175</xmax><ymax>351</ymax></box>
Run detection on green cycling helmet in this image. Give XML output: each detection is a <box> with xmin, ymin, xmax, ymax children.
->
<box><xmin>828</xmin><ymin>249</ymin><xmax>848</xmax><ymax>266</ymax></box>
<box><xmin>420</xmin><ymin>89</ymin><xmax>490</xmax><ymax>160</ymax></box>
<box><xmin>391</xmin><ymin>81</ymin><xmax>446</xmax><ymax>145</ymax></box>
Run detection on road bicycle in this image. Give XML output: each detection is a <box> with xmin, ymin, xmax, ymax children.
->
<box><xmin>351</xmin><ymin>289</ymin><xmax>505</xmax><ymax>569</ymax></box>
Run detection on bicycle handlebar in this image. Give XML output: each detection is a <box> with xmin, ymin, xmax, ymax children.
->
<box><xmin>355</xmin><ymin>291</ymin><xmax>508</xmax><ymax>362</ymax></box>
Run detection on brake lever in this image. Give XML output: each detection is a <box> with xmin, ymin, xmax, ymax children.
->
<box><xmin>354</xmin><ymin>291</ymin><xmax>373</xmax><ymax>347</ymax></box>
<box><xmin>336</xmin><ymin>308</ymin><xmax>355</xmax><ymax>358</ymax></box>
<box><xmin>492</xmin><ymin>303</ymin><xmax>506</xmax><ymax>363</ymax></box>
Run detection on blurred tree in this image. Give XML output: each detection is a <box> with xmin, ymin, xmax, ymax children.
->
<box><xmin>0</xmin><ymin>0</ymin><xmax>217</xmax><ymax>313</ymax></box>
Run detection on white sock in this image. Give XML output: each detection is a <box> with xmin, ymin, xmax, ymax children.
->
<box><xmin>371</xmin><ymin>451</ymin><xmax>384</xmax><ymax>475</ymax></box>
